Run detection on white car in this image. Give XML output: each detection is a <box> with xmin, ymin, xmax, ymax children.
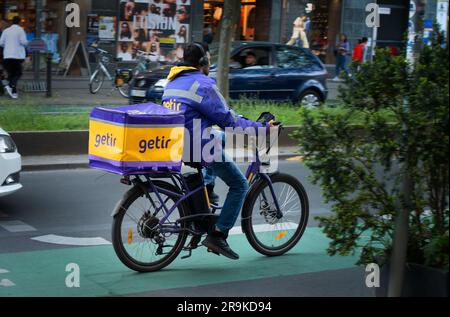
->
<box><xmin>0</xmin><ymin>127</ymin><xmax>22</xmax><ymax>197</ymax></box>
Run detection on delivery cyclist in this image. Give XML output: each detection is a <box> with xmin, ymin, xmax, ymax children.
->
<box><xmin>162</xmin><ymin>43</ymin><xmax>273</xmax><ymax>260</ymax></box>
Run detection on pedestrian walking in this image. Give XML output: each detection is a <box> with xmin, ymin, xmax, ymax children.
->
<box><xmin>0</xmin><ymin>16</ymin><xmax>29</xmax><ymax>99</ymax></box>
<box><xmin>352</xmin><ymin>37</ymin><xmax>369</xmax><ymax>71</ymax></box>
<box><xmin>0</xmin><ymin>19</ymin><xmax>8</xmax><ymax>94</ymax></box>
<box><xmin>286</xmin><ymin>15</ymin><xmax>310</xmax><ymax>49</ymax></box>
<box><xmin>333</xmin><ymin>33</ymin><xmax>350</xmax><ymax>81</ymax></box>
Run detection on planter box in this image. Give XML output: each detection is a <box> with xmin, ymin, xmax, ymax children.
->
<box><xmin>376</xmin><ymin>262</ymin><xmax>449</xmax><ymax>297</ymax></box>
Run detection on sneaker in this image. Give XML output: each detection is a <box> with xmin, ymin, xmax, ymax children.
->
<box><xmin>332</xmin><ymin>76</ymin><xmax>340</xmax><ymax>81</ymax></box>
<box><xmin>4</xmin><ymin>85</ymin><xmax>14</xmax><ymax>98</ymax></box>
<box><xmin>11</xmin><ymin>93</ymin><xmax>18</xmax><ymax>99</ymax></box>
<box><xmin>206</xmin><ymin>184</ymin><xmax>219</xmax><ymax>205</ymax></box>
<box><xmin>202</xmin><ymin>231</ymin><xmax>239</xmax><ymax>260</ymax></box>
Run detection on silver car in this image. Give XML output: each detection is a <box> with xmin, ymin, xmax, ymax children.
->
<box><xmin>0</xmin><ymin>127</ymin><xmax>22</xmax><ymax>197</ymax></box>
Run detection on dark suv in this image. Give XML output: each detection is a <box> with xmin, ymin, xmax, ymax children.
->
<box><xmin>129</xmin><ymin>42</ymin><xmax>328</xmax><ymax>108</ymax></box>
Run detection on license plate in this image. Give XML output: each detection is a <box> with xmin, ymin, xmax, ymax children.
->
<box><xmin>131</xmin><ymin>90</ymin><xmax>146</xmax><ymax>97</ymax></box>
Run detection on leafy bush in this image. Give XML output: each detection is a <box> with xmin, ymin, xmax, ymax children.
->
<box><xmin>294</xmin><ymin>26</ymin><xmax>449</xmax><ymax>269</ymax></box>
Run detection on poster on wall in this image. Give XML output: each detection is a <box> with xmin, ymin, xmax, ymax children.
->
<box><xmin>42</xmin><ymin>33</ymin><xmax>61</xmax><ymax>62</ymax></box>
<box><xmin>99</xmin><ymin>16</ymin><xmax>117</xmax><ymax>41</ymax></box>
<box><xmin>87</xmin><ymin>14</ymin><xmax>99</xmax><ymax>51</ymax></box>
<box><xmin>117</xmin><ymin>0</ymin><xmax>190</xmax><ymax>62</ymax></box>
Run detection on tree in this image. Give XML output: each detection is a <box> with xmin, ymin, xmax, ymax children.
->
<box><xmin>216</xmin><ymin>0</ymin><xmax>240</xmax><ymax>100</ymax></box>
<box><xmin>294</xmin><ymin>26</ymin><xmax>449</xmax><ymax>281</ymax></box>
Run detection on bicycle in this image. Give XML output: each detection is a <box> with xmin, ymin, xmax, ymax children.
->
<box><xmin>89</xmin><ymin>45</ymin><xmax>132</xmax><ymax>98</ymax></box>
<box><xmin>110</xmin><ymin>113</ymin><xmax>309</xmax><ymax>272</ymax></box>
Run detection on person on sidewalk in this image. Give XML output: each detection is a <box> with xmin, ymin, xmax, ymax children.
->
<box><xmin>0</xmin><ymin>16</ymin><xmax>29</xmax><ymax>99</ymax></box>
<box><xmin>333</xmin><ymin>33</ymin><xmax>350</xmax><ymax>81</ymax></box>
<box><xmin>352</xmin><ymin>37</ymin><xmax>369</xmax><ymax>71</ymax></box>
<box><xmin>286</xmin><ymin>15</ymin><xmax>310</xmax><ymax>49</ymax></box>
<box><xmin>0</xmin><ymin>19</ymin><xmax>8</xmax><ymax>95</ymax></box>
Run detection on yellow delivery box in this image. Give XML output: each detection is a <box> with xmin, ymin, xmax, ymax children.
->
<box><xmin>88</xmin><ymin>102</ymin><xmax>184</xmax><ymax>175</ymax></box>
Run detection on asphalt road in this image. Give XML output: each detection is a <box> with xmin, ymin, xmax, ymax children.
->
<box><xmin>0</xmin><ymin>161</ymin><xmax>374</xmax><ymax>297</ymax></box>
<box><xmin>0</xmin><ymin>161</ymin><xmax>330</xmax><ymax>253</ymax></box>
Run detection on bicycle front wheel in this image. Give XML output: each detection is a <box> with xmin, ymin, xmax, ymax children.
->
<box><xmin>112</xmin><ymin>181</ymin><xmax>189</xmax><ymax>272</ymax></box>
<box><xmin>242</xmin><ymin>173</ymin><xmax>309</xmax><ymax>256</ymax></box>
<box><xmin>89</xmin><ymin>69</ymin><xmax>105</xmax><ymax>94</ymax></box>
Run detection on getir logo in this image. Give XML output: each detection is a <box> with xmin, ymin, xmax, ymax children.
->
<box><xmin>95</xmin><ymin>133</ymin><xmax>117</xmax><ymax>148</ymax></box>
<box><xmin>139</xmin><ymin>136</ymin><xmax>172</xmax><ymax>153</ymax></box>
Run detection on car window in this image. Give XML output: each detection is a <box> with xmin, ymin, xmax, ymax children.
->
<box><xmin>209</xmin><ymin>43</ymin><xmax>239</xmax><ymax>66</ymax></box>
<box><xmin>275</xmin><ymin>46</ymin><xmax>314</xmax><ymax>69</ymax></box>
<box><xmin>231</xmin><ymin>47</ymin><xmax>274</xmax><ymax>69</ymax></box>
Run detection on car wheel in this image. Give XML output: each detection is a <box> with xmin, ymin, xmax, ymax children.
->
<box><xmin>299</xmin><ymin>90</ymin><xmax>323</xmax><ymax>109</ymax></box>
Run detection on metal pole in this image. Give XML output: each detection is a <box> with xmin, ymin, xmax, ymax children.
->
<box><xmin>33</xmin><ymin>0</ymin><xmax>43</xmax><ymax>81</ymax></box>
<box><xmin>46</xmin><ymin>53</ymin><xmax>52</xmax><ymax>97</ymax></box>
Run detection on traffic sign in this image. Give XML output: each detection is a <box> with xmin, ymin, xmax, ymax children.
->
<box><xmin>28</xmin><ymin>39</ymin><xmax>48</xmax><ymax>53</ymax></box>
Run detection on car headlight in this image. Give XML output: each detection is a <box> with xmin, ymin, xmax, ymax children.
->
<box><xmin>0</xmin><ymin>135</ymin><xmax>16</xmax><ymax>153</ymax></box>
<box><xmin>154</xmin><ymin>79</ymin><xmax>169</xmax><ymax>88</ymax></box>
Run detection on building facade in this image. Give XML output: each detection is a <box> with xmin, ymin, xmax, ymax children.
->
<box><xmin>0</xmin><ymin>0</ymin><xmax>444</xmax><ymax>67</ymax></box>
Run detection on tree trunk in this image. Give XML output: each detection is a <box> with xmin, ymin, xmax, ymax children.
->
<box><xmin>216</xmin><ymin>0</ymin><xmax>240</xmax><ymax>101</ymax></box>
<box><xmin>387</xmin><ymin>0</ymin><xmax>425</xmax><ymax>297</ymax></box>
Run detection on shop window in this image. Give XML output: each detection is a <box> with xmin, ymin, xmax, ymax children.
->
<box><xmin>203</xmin><ymin>0</ymin><xmax>259</xmax><ymax>42</ymax></box>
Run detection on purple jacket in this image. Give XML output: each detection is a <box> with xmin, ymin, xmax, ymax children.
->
<box><xmin>162</xmin><ymin>66</ymin><xmax>267</xmax><ymax>164</ymax></box>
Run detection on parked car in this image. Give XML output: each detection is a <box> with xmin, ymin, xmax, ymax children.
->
<box><xmin>0</xmin><ymin>128</ymin><xmax>22</xmax><ymax>197</ymax></box>
<box><xmin>129</xmin><ymin>42</ymin><xmax>328</xmax><ymax>108</ymax></box>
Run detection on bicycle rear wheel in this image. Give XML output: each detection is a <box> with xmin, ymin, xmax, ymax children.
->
<box><xmin>117</xmin><ymin>82</ymin><xmax>130</xmax><ymax>98</ymax></box>
<box><xmin>112</xmin><ymin>181</ymin><xmax>188</xmax><ymax>272</ymax></box>
<box><xmin>89</xmin><ymin>69</ymin><xmax>104</xmax><ymax>94</ymax></box>
<box><xmin>242</xmin><ymin>173</ymin><xmax>309</xmax><ymax>256</ymax></box>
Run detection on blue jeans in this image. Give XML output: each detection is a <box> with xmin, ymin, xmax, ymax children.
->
<box><xmin>335</xmin><ymin>55</ymin><xmax>349</xmax><ymax>77</ymax></box>
<box><xmin>205</xmin><ymin>158</ymin><xmax>249</xmax><ymax>235</ymax></box>
<box><xmin>202</xmin><ymin>129</ymin><xmax>248</xmax><ymax>234</ymax></box>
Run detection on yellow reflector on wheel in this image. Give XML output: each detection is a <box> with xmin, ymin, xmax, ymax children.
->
<box><xmin>275</xmin><ymin>231</ymin><xmax>288</xmax><ymax>240</ymax></box>
<box><xmin>127</xmin><ymin>229</ymin><xmax>133</xmax><ymax>245</ymax></box>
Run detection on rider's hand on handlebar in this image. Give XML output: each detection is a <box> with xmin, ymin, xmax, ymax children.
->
<box><xmin>269</xmin><ymin>120</ymin><xmax>282</xmax><ymax>128</ymax></box>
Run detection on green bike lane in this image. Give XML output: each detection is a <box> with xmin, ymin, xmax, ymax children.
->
<box><xmin>0</xmin><ymin>227</ymin><xmax>362</xmax><ymax>297</ymax></box>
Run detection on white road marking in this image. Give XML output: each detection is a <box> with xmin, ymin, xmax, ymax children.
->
<box><xmin>0</xmin><ymin>220</ymin><xmax>37</xmax><ymax>232</ymax></box>
<box><xmin>229</xmin><ymin>222</ymin><xmax>299</xmax><ymax>235</ymax></box>
<box><xmin>0</xmin><ymin>268</ymin><xmax>10</xmax><ymax>274</ymax></box>
<box><xmin>31</xmin><ymin>234</ymin><xmax>111</xmax><ymax>246</ymax></box>
<box><xmin>0</xmin><ymin>279</ymin><xmax>16</xmax><ymax>287</ymax></box>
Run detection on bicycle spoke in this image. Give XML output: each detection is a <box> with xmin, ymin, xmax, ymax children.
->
<box><xmin>115</xmin><ymin>187</ymin><xmax>186</xmax><ymax>270</ymax></box>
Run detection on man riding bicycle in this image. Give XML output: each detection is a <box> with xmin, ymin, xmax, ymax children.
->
<box><xmin>161</xmin><ymin>43</ymin><xmax>274</xmax><ymax>260</ymax></box>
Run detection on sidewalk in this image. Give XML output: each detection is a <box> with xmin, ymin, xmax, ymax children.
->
<box><xmin>14</xmin><ymin>74</ymin><xmax>128</xmax><ymax>106</ymax></box>
<box><xmin>21</xmin><ymin>146</ymin><xmax>302</xmax><ymax>171</ymax></box>
<box><xmin>2</xmin><ymin>73</ymin><xmax>341</xmax><ymax>107</ymax></box>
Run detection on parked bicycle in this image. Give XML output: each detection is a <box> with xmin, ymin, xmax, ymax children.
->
<box><xmin>110</xmin><ymin>113</ymin><xmax>309</xmax><ymax>272</ymax></box>
<box><xmin>89</xmin><ymin>44</ymin><xmax>132</xmax><ymax>98</ymax></box>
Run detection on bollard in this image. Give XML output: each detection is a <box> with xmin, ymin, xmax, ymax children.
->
<box><xmin>46</xmin><ymin>53</ymin><xmax>52</xmax><ymax>98</ymax></box>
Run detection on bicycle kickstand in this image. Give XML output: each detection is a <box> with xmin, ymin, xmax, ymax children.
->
<box><xmin>181</xmin><ymin>235</ymin><xmax>202</xmax><ymax>259</ymax></box>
